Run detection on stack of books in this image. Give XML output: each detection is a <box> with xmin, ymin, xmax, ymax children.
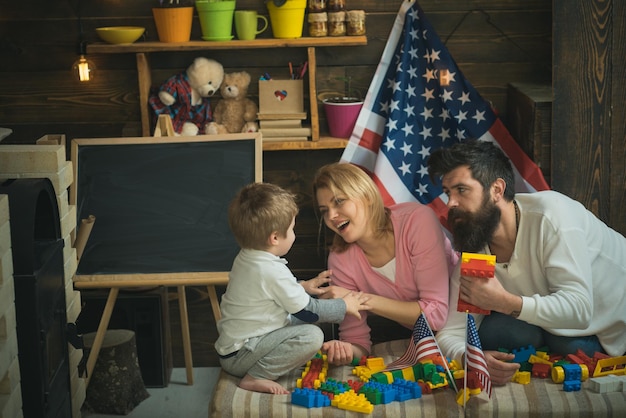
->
<box><xmin>258</xmin><ymin>113</ymin><xmax>311</xmax><ymax>142</ymax></box>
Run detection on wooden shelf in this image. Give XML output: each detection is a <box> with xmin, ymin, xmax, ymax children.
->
<box><xmin>87</xmin><ymin>37</ymin><xmax>367</xmax><ymax>150</ymax></box>
<box><xmin>262</xmin><ymin>137</ymin><xmax>348</xmax><ymax>151</ymax></box>
<box><xmin>86</xmin><ymin>36</ymin><xmax>367</xmax><ymax>54</ymax></box>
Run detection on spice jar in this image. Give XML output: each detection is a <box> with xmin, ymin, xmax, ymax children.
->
<box><xmin>327</xmin><ymin>11</ymin><xmax>346</xmax><ymax>36</ymax></box>
<box><xmin>327</xmin><ymin>0</ymin><xmax>346</xmax><ymax>12</ymax></box>
<box><xmin>308</xmin><ymin>13</ymin><xmax>328</xmax><ymax>37</ymax></box>
<box><xmin>346</xmin><ymin>10</ymin><xmax>366</xmax><ymax>36</ymax></box>
<box><xmin>308</xmin><ymin>0</ymin><xmax>326</xmax><ymax>13</ymax></box>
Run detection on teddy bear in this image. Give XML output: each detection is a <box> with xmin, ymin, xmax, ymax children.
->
<box><xmin>206</xmin><ymin>71</ymin><xmax>259</xmax><ymax>135</ymax></box>
<box><xmin>148</xmin><ymin>57</ymin><xmax>224</xmax><ymax>136</ymax></box>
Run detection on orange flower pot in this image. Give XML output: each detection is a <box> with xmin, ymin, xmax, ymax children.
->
<box><xmin>152</xmin><ymin>7</ymin><xmax>194</xmax><ymax>43</ymax></box>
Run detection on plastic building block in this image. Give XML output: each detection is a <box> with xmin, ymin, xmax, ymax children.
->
<box><xmin>392</xmin><ymin>379</ymin><xmax>422</xmax><ymax>401</ymax></box>
<box><xmin>593</xmin><ymin>355</ymin><xmax>626</xmax><ymax>377</ymax></box>
<box><xmin>291</xmin><ymin>388</ymin><xmax>331</xmax><ymax>408</ymax></box>
<box><xmin>332</xmin><ymin>390</ymin><xmax>374</xmax><ymax>414</ymax></box>
<box><xmin>365</xmin><ymin>357</ymin><xmax>386</xmax><ymax>373</ymax></box>
<box><xmin>512</xmin><ymin>371</ymin><xmax>531</xmax><ymax>384</ymax></box>
<box><xmin>588</xmin><ymin>375</ymin><xmax>624</xmax><ymax>393</ymax></box>
<box><xmin>457</xmin><ymin>252</ymin><xmax>495</xmax><ymax>314</ymax></box>
<box><xmin>563</xmin><ymin>380</ymin><xmax>581</xmax><ymax>392</ymax></box>
<box><xmin>529</xmin><ymin>354</ymin><xmax>553</xmax><ymax>365</ymax></box>
<box><xmin>531</xmin><ymin>363</ymin><xmax>552</xmax><ymax>379</ymax></box>
<box><xmin>512</xmin><ymin>345</ymin><xmax>536</xmax><ymax>363</ymax></box>
<box><xmin>456</xmin><ymin>388</ymin><xmax>471</xmax><ymax>406</ymax></box>
<box><xmin>360</xmin><ymin>381</ymin><xmax>396</xmax><ymax>405</ymax></box>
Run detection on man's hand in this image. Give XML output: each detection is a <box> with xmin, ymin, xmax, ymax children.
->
<box><xmin>299</xmin><ymin>270</ymin><xmax>332</xmax><ymax>296</ymax></box>
<box><xmin>484</xmin><ymin>350</ymin><xmax>519</xmax><ymax>385</ymax></box>
<box><xmin>460</xmin><ymin>274</ymin><xmax>521</xmax><ymax>314</ymax></box>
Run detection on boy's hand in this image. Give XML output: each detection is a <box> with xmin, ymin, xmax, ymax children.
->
<box><xmin>342</xmin><ymin>291</ymin><xmax>370</xmax><ymax>319</ymax></box>
<box><xmin>318</xmin><ymin>285</ymin><xmax>351</xmax><ymax>299</ymax></box>
<box><xmin>300</xmin><ymin>269</ymin><xmax>332</xmax><ymax>296</ymax></box>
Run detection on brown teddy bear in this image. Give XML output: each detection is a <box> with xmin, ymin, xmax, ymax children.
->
<box><xmin>206</xmin><ymin>71</ymin><xmax>259</xmax><ymax>135</ymax></box>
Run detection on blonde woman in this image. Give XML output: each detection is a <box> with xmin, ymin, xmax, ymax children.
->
<box><xmin>313</xmin><ymin>163</ymin><xmax>457</xmax><ymax>365</ymax></box>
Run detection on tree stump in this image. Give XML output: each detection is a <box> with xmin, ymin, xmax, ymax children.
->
<box><xmin>82</xmin><ymin>329</ymin><xmax>150</xmax><ymax>415</ymax></box>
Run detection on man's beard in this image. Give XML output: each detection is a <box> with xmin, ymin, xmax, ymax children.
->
<box><xmin>448</xmin><ymin>195</ymin><xmax>501</xmax><ymax>252</ymax></box>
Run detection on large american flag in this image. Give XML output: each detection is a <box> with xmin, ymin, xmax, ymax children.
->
<box><xmin>466</xmin><ymin>313</ymin><xmax>492</xmax><ymax>399</ymax></box>
<box><xmin>341</xmin><ymin>0</ymin><xmax>549</xmax><ymax>223</ymax></box>
<box><xmin>384</xmin><ymin>313</ymin><xmax>444</xmax><ymax>371</ymax></box>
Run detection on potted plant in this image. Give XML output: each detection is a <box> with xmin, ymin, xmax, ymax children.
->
<box><xmin>153</xmin><ymin>0</ymin><xmax>195</xmax><ymax>43</ymax></box>
<box><xmin>320</xmin><ymin>76</ymin><xmax>364</xmax><ymax>139</ymax></box>
<box><xmin>196</xmin><ymin>0</ymin><xmax>237</xmax><ymax>41</ymax></box>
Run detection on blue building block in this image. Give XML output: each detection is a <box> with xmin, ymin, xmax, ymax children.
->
<box><xmin>392</xmin><ymin>379</ymin><xmax>422</xmax><ymax>401</ymax></box>
<box><xmin>512</xmin><ymin>345</ymin><xmax>536</xmax><ymax>363</ymax></box>
<box><xmin>561</xmin><ymin>364</ymin><xmax>582</xmax><ymax>382</ymax></box>
<box><xmin>563</xmin><ymin>380</ymin><xmax>582</xmax><ymax>392</ymax></box>
<box><xmin>291</xmin><ymin>388</ymin><xmax>330</xmax><ymax>408</ymax></box>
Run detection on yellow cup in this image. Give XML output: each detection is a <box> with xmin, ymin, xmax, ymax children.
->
<box><xmin>235</xmin><ymin>10</ymin><xmax>269</xmax><ymax>40</ymax></box>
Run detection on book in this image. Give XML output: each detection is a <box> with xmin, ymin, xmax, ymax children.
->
<box><xmin>260</xmin><ymin>119</ymin><xmax>303</xmax><ymax>129</ymax></box>
<box><xmin>259</xmin><ymin>127</ymin><xmax>312</xmax><ymax>137</ymax></box>
<box><xmin>262</xmin><ymin>136</ymin><xmax>309</xmax><ymax>142</ymax></box>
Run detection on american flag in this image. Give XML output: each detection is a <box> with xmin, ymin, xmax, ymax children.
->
<box><xmin>341</xmin><ymin>0</ymin><xmax>549</xmax><ymax>224</ymax></box>
<box><xmin>466</xmin><ymin>313</ymin><xmax>492</xmax><ymax>398</ymax></box>
<box><xmin>384</xmin><ymin>313</ymin><xmax>444</xmax><ymax>371</ymax></box>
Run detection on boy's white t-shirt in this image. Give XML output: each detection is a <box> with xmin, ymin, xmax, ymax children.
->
<box><xmin>215</xmin><ymin>248</ymin><xmax>311</xmax><ymax>356</ymax></box>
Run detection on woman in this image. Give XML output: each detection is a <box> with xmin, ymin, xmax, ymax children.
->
<box><xmin>313</xmin><ymin>162</ymin><xmax>457</xmax><ymax>365</ymax></box>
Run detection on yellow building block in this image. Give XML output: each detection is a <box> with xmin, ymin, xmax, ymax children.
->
<box><xmin>529</xmin><ymin>354</ymin><xmax>552</xmax><ymax>365</ymax></box>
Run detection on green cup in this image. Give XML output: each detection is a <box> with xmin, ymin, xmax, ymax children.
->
<box><xmin>235</xmin><ymin>10</ymin><xmax>269</xmax><ymax>40</ymax></box>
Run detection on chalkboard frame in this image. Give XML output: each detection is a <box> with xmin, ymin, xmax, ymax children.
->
<box><xmin>70</xmin><ymin>133</ymin><xmax>262</xmax><ymax>286</ymax></box>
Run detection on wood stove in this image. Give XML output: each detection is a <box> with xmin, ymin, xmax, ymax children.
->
<box><xmin>0</xmin><ymin>178</ymin><xmax>73</xmax><ymax>418</ymax></box>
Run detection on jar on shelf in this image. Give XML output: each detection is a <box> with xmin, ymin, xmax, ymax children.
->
<box><xmin>308</xmin><ymin>0</ymin><xmax>326</xmax><ymax>13</ymax></box>
<box><xmin>327</xmin><ymin>11</ymin><xmax>346</xmax><ymax>36</ymax></box>
<box><xmin>327</xmin><ymin>0</ymin><xmax>345</xmax><ymax>12</ymax></box>
<box><xmin>308</xmin><ymin>12</ymin><xmax>328</xmax><ymax>37</ymax></box>
<box><xmin>346</xmin><ymin>10</ymin><xmax>366</xmax><ymax>36</ymax></box>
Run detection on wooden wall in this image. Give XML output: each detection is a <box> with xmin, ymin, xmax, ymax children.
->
<box><xmin>552</xmin><ymin>0</ymin><xmax>626</xmax><ymax>235</ymax></box>
<box><xmin>1</xmin><ymin>0</ymin><xmax>551</xmax><ymax>143</ymax></box>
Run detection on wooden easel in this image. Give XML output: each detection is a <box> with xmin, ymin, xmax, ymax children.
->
<box><xmin>152</xmin><ymin>113</ymin><xmax>224</xmax><ymax>322</ymax></box>
<box><xmin>76</xmin><ymin>117</ymin><xmax>232</xmax><ymax>389</ymax></box>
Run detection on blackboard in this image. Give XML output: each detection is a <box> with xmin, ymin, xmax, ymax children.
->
<box><xmin>70</xmin><ymin>134</ymin><xmax>262</xmax><ymax>279</ymax></box>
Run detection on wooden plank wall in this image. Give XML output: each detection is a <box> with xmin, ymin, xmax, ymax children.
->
<box><xmin>1</xmin><ymin>0</ymin><xmax>551</xmax><ymax>142</ymax></box>
<box><xmin>553</xmin><ymin>0</ymin><xmax>626</xmax><ymax>235</ymax></box>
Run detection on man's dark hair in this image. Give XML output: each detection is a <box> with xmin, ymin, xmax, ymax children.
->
<box><xmin>427</xmin><ymin>140</ymin><xmax>516</xmax><ymax>201</ymax></box>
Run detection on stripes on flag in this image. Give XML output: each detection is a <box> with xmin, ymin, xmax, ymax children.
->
<box><xmin>384</xmin><ymin>313</ymin><xmax>444</xmax><ymax>371</ymax></box>
<box><xmin>341</xmin><ymin>0</ymin><xmax>549</xmax><ymax>227</ymax></box>
<box><xmin>466</xmin><ymin>313</ymin><xmax>492</xmax><ymax>398</ymax></box>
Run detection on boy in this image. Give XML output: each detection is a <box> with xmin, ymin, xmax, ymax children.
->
<box><xmin>215</xmin><ymin>182</ymin><xmax>369</xmax><ymax>394</ymax></box>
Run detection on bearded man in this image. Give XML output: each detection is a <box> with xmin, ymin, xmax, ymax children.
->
<box><xmin>427</xmin><ymin>140</ymin><xmax>626</xmax><ymax>385</ymax></box>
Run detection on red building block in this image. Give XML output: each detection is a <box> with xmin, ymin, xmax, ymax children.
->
<box><xmin>457</xmin><ymin>253</ymin><xmax>496</xmax><ymax>315</ymax></box>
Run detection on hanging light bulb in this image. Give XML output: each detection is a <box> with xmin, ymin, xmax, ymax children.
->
<box><xmin>72</xmin><ymin>54</ymin><xmax>95</xmax><ymax>82</ymax></box>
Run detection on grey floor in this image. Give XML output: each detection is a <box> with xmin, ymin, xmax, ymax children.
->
<box><xmin>81</xmin><ymin>367</ymin><xmax>221</xmax><ymax>418</ymax></box>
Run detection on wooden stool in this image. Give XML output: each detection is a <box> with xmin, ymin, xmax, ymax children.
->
<box><xmin>82</xmin><ymin>329</ymin><xmax>149</xmax><ymax>415</ymax></box>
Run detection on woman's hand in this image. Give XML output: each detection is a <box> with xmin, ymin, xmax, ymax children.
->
<box><xmin>321</xmin><ymin>340</ymin><xmax>356</xmax><ymax>366</ymax></box>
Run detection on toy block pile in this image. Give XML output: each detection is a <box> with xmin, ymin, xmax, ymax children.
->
<box><xmin>505</xmin><ymin>344</ymin><xmax>626</xmax><ymax>393</ymax></box>
<box><xmin>291</xmin><ymin>353</ymin><xmax>442</xmax><ymax>413</ymax></box>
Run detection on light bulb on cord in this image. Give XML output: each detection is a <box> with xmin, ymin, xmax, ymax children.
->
<box><xmin>72</xmin><ymin>54</ymin><xmax>95</xmax><ymax>82</ymax></box>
